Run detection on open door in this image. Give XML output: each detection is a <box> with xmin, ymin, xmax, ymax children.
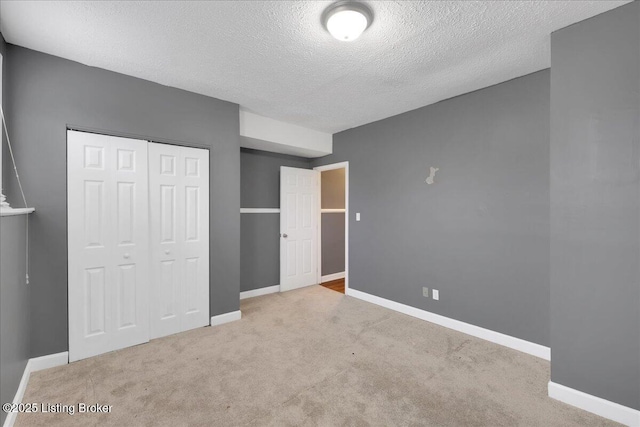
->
<box><xmin>280</xmin><ymin>166</ymin><xmax>320</xmax><ymax>292</ymax></box>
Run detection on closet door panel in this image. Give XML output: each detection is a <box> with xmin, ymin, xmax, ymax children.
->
<box><xmin>68</xmin><ymin>130</ymin><xmax>149</xmax><ymax>362</ymax></box>
<box><xmin>149</xmin><ymin>143</ymin><xmax>209</xmax><ymax>338</ymax></box>
<box><xmin>149</xmin><ymin>144</ymin><xmax>182</xmax><ymax>339</ymax></box>
<box><xmin>181</xmin><ymin>149</ymin><xmax>209</xmax><ymax>332</ymax></box>
<box><xmin>110</xmin><ymin>138</ymin><xmax>150</xmax><ymax>348</ymax></box>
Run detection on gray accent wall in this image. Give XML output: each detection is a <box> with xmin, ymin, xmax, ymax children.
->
<box><xmin>241</xmin><ymin>148</ymin><xmax>311</xmax><ymax>208</ymax></box>
<box><xmin>321</xmin><ymin>169</ymin><xmax>346</xmax><ymax>276</ymax></box>
<box><xmin>321</xmin><ymin>214</ymin><xmax>345</xmax><ymax>276</ymax></box>
<box><xmin>240</xmin><ymin>148</ymin><xmax>311</xmax><ymax>291</ymax></box>
<box><xmin>313</xmin><ymin>70</ymin><xmax>550</xmax><ymax>347</ymax></box>
<box><xmin>3</xmin><ymin>45</ymin><xmax>241</xmax><ymax>358</ymax></box>
<box><xmin>550</xmin><ymin>1</ymin><xmax>640</xmax><ymax>410</ymax></box>
<box><xmin>241</xmin><ymin>213</ymin><xmax>281</xmax><ymax>292</ymax></box>
<box><xmin>0</xmin><ymin>36</ymin><xmax>30</xmax><ymax>426</ymax></box>
<box><xmin>1</xmin><ymin>32</ymin><xmax>8</xmax><ymax>187</ymax></box>
<box><xmin>0</xmin><ymin>216</ymin><xmax>30</xmax><ymax>426</ymax></box>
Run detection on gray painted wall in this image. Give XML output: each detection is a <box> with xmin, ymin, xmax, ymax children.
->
<box><xmin>3</xmin><ymin>45</ymin><xmax>241</xmax><ymax>358</ymax></box>
<box><xmin>550</xmin><ymin>2</ymin><xmax>640</xmax><ymax>410</ymax></box>
<box><xmin>321</xmin><ymin>169</ymin><xmax>346</xmax><ymax>276</ymax></box>
<box><xmin>0</xmin><ymin>35</ymin><xmax>30</xmax><ymax>427</ymax></box>
<box><xmin>241</xmin><ymin>148</ymin><xmax>311</xmax><ymax>208</ymax></box>
<box><xmin>240</xmin><ymin>148</ymin><xmax>311</xmax><ymax>291</ymax></box>
<box><xmin>0</xmin><ymin>216</ymin><xmax>30</xmax><ymax>426</ymax></box>
<box><xmin>1</xmin><ymin>32</ymin><xmax>9</xmax><ymax>190</ymax></box>
<box><xmin>313</xmin><ymin>70</ymin><xmax>550</xmax><ymax>346</ymax></box>
<box><xmin>321</xmin><ymin>213</ymin><xmax>345</xmax><ymax>276</ymax></box>
<box><xmin>241</xmin><ymin>213</ymin><xmax>280</xmax><ymax>292</ymax></box>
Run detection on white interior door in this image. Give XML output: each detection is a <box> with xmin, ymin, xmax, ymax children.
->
<box><xmin>280</xmin><ymin>167</ymin><xmax>319</xmax><ymax>292</ymax></box>
<box><xmin>149</xmin><ymin>143</ymin><xmax>210</xmax><ymax>339</ymax></box>
<box><xmin>68</xmin><ymin>131</ymin><xmax>150</xmax><ymax>362</ymax></box>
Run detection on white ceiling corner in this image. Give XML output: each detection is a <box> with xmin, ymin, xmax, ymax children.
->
<box><xmin>0</xmin><ymin>1</ymin><xmax>631</xmax><ymax>134</ymax></box>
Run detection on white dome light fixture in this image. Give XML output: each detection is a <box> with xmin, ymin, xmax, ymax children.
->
<box><xmin>322</xmin><ymin>1</ymin><xmax>373</xmax><ymax>42</ymax></box>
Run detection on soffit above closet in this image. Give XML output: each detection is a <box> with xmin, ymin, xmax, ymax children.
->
<box><xmin>0</xmin><ymin>1</ymin><xmax>630</xmax><ymax>134</ymax></box>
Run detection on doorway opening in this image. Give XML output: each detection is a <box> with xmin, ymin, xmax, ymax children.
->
<box><xmin>315</xmin><ymin>162</ymin><xmax>349</xmax><ymax>295</ymax></box>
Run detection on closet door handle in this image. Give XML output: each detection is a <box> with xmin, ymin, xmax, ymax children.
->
<box><xmin>123</xmin><ymin>253</ymin><xmax>130</xmax><ymax>259</ymax></box>
<box><xmin>165</xmin><ymin>249</ymin><xmax>170</xmax><ymax>255</ymax></box>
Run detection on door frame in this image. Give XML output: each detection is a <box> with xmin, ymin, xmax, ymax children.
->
<box><xmin>314</xmin><ymin>162</ymin><xmax>349</xmax><ymax>294</ymax></box>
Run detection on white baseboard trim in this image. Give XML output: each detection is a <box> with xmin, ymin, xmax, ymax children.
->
<box><xmin>3</xmin><ymin>352</ymin><xmax>69</xmax><ymax>427</ymax></box>
<box><xmin>321</xmin><ymin>272</ymin><xmax>345</xmax><ymax>283</ymax></box>
<box><xmin>548</xmin><ymin>382</ymin><xmax>640</xmax><ymax>426</ymax></box>
<box><xmin>29</xmin><ymin>351</ymin><xmax>69</xmax><ymax>372</ymax></box>
<box><xmin>240</xmin><ymin>285</ymin><xmax>280</xmax><ymax>300</ymax></box>
<box><xmin>210</xmin><ymin>310</ymin><xmax>242</xmax><ymax>327</ymax></box>
<box><xmin>346</xmin><ymin>288</ymin><xmax>550</xmax><ymax>361</ymax></box>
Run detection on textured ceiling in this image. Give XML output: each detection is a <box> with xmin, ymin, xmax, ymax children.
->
<box><xmin>0</xmin><ymin>1</ymin><xmax>630</xmax><ymax>133</ymax></box>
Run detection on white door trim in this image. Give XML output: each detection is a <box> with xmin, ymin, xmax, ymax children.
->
<box><xmin>314</xmin><ymin>162</ymin><xmax>349</xmax><ymax>294</ymax></box>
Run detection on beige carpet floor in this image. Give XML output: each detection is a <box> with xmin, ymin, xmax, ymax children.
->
<box><xmin>16</xmin><ymin>285</ymin><xmax>618</xmax><ymax>426</ymax></box>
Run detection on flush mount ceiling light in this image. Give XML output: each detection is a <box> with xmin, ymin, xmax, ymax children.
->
<box><xmin>322</xmin><ymin>1</ymin><xmax>373</xmax><ymax>42</ymax></box>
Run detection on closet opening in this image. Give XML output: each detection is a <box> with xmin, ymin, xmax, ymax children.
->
<box><xmin>67</xmin><ymin>130</ymin><xmax>210</xmax><ymax>362</ymax></box>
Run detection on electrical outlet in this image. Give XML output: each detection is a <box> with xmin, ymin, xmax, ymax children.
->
<box><xmin>432</xmin><ymin>289</ymin><xmax>439</xmax><ymax>300</ymax></box>
<box><xmin>422</xmin><ymin>287</ymin><xmax>429</xmax><ymax>298</ymax></box>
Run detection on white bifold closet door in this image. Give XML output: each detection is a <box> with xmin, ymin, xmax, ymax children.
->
<box><xmin>68</xmin><ymin>131</ymin><xmax>150</xmax><ymax>362</ymax></box>
<box><xmin>148</xmin><ymin>143</ymin><xmax>210</xmax><ymax>339</ymax></box>
<box><xmin>68</xmin><ymin>131</ymin><xmax>210</xmax><ymax>362</ymax></box>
